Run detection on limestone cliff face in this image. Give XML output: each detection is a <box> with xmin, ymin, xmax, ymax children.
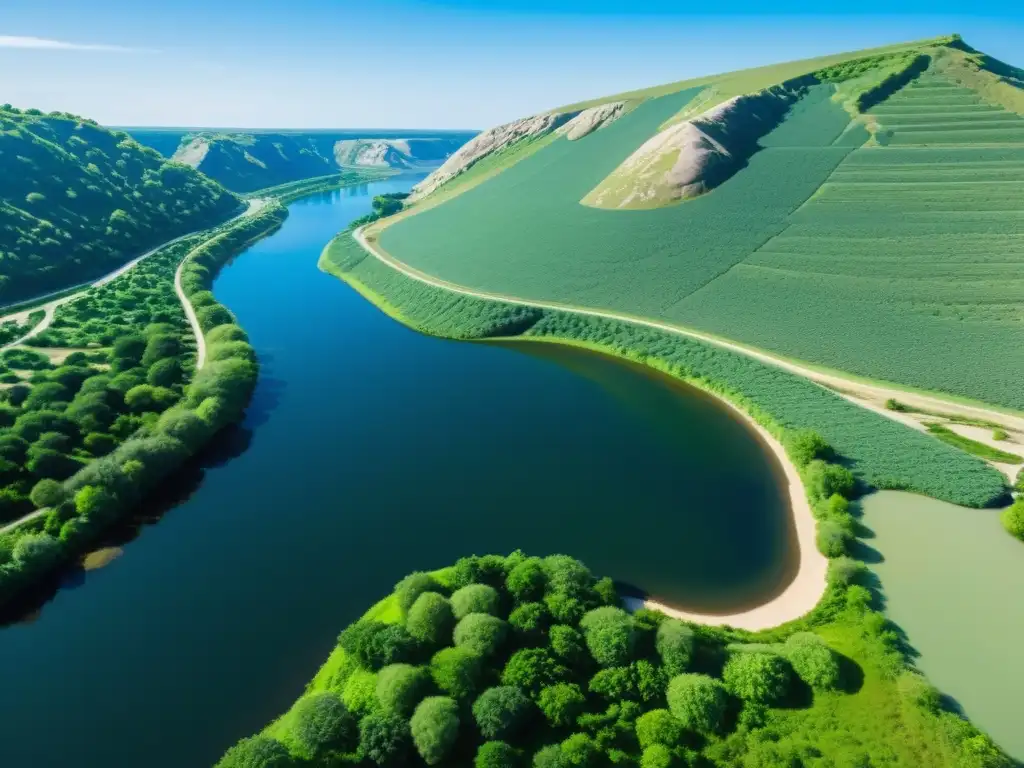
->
<box><xmin>557</xmin><ymin>101</ymin><xmax>627</xmax><ymax>140</ymax></box>
<box><xmin>411</xmin><ymin>111</ymin><xmax>578</xmax><ymax>200</ymax></box>
<box><xmin>334</xmin><ymin>138</ymin><xmax>464</xmax><ymax>170</ymax></box>
<box><xmin>582</xmin><ymin>87</ymin><xmax>801</xmax><ymax>210</ymax></box>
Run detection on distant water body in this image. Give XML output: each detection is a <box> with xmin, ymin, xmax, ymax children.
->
<box><xmin>0</xmin><ymin>173</ymin><xmax>793</xmax><ymax>767</ymax></box>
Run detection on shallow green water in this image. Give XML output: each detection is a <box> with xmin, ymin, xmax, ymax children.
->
<box><xmin>862</xmin><ymin>490</ymin><xmax>1024</xmax><ymax>760</ymax></box>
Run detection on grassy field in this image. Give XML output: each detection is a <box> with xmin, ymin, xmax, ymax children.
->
<box><xmin>324</xmin><ymin>231</ymin><xmax>1007</xmax><ymax>508</ymax></box>
<box><xmin>377</xmin><ymin>40</ymin><xmax>1024</xmax><ymax>413</ymax></box>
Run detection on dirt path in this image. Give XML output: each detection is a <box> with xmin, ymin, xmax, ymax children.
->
<box><xmin>354</xmin><ymin>227</ymin><xmax>1024</xmax><ymax>441</ymax></box>
<box><xmin>0</xmin><ymin>201</ymin><xmax>262</xmax><ymax>353</ymax></box>
<box><xmin>175</xmin><ymin>198</ymin><xmax>267</xmax><ymax>372</ymax></box>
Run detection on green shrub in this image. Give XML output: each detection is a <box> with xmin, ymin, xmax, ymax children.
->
<box><xmin>451</xmin><ymin>553</ymin><xmax>509</xmax><ymax>589</ymax></box>
<box><xmin>816</xmin><ymin>519</ymin><xmax>851</xmax><ymax>558</ymax></box>
<box><xmin>805</xmin><ymin>460</ymin><xmax>857</xmax><ymax>500</ymax></box>
<box><xmin>784</xmin><ymin>633</ymin><xmax>840</xmax><ymax>690</ymax></box>
<box><xmin>358</xmin><ymin>711</ymin><xmax>411</xmax><ymax>766</ymax></box>
<box><xmin>827</xmin><ymin>555</ymin><xmax>865</xmax><ymax>587</ymax></box>
<box><xmin>215</xmin><ymin>735</ymin><xmax>293</xmax><ymax>768</ymax></box>
<box><xmin>375</xmin><ymin>664</ymin><xmax>432</xmax><ymax>716</ymax></box>
<box><xmin>410</xmin><ymin>696</ymin><xmax>460</xmax><ymax>766</ymax></box>
<box><xmin>722</xmin><ymin>651</ymin><xmax>791</xmax><ymax>705</ymax></box>
<box><xmin>533</xmin><ymin>745</ymin><xmax>563</xmax><ymax>768</ymax></box>
<box><xmin>507</xmin><ymin>557</ymin><xmax>547</xmax><ymax>602</ymax></box>
<box><xmin>635</xmin><ymin>709</ymin><xmax>683</xmax><ymax>750</ymax></box>
<box><xmin>206</xmin><ymin>324</ymin><xmax>249</xmax><ymax>345</ymax></box>
<box><xmin>477</xmin><ymin>741</ymin><xmax>520</xmax><ymax>768</ymax></box>
<box><xmin>542</xmin><ymin>555</ymin><xmax>593</xmax><ymax>598</ymax></box>
<box><xmin>395</xmin><ymin>571</ymin><xmax>445</xmax><ymax>616</ymax></box>
<box><xmin>666</xmin><ymin>674</ymin><xmax>728</xmax><ymax>734</ymax></box>
<box><xmin>560</xmin><ymin>733</ymin><xmax>601</xmax><ymax>767</ymax></box>
<box><xmin>1001</xmin><ymin>501</ymin><xmax>1024</xmax><ymax>542</ymax></box>
<box><xmin>549</xmin><ymin>624</ymin><xmax>587</xmax><ymax>665</ymax></box>
<box><xmin>29</xmin><ymin>478</ymin><xmax>64</xmax><ymax>508</ymax></box>
<box><xmin>640</xmin><ymin>744</ymin><xmax>675</xmax><ymax>768</ymax></box>
<box><xmin>580</xmin><ymin>606</ymin><xmax>635</xmax><ymax>667</ymax></box>
<box><xmin>406</xmin><ymin>592</ymin><xmax>456</xmax><ymax>647</ymax></box>
<box><xmin>590</xmin><ymin>666</ymin><xmax>638</xmax><ymax>701</ymax></box>
<box><xmin>508</xmin><ymin>602</ymin><xmax>548</xmax><ymax>642</ymax></box>
<box><xmin>785</xmin><ymin>430</ymin><xmax>834</xmax><ymax>466</ymax></box>
<box><xmin>290</xmin><ymin>691</ymin><xmax>357</xmax><ymax>758</ymax></box>
<box><xmin>431</xmin><ymin>646</ymin><xmax>484</xmax><ymax>700</ymax></box>
<box><xmin>655</xmin><ymin>620</ymin><xmax>694</xmax><ymax>676</ymax></box>
<box><xmin>455</xmin><ymin>613</ymin><xmax>508</xmax><ymax>657</ymax></box>
<box><xmin>473</xmin><ymin>686</ymin><xmax>533</xmax><ymax>740</ymax></box>
<box><xmin>452</xmin><ymin>583</ymin><xmax>502</xmax><ymax>619</ymax></box>
<box><xmin>537</xmin><ymin>682</ymin><xmax>586</xmax><ymax>727</ymax></box>
<box><xmin>544</xmin><ymin>591</ymin><xmax>586</xmax><ymax>624</ymax></box>
<box><xmin>502</xmin><ymin>648</ymin><xmax>567</xmax><ymax>697</ymax></box>
<box><xmin>12</xmin><ymin>532</ymin><xmax>63</xmax><ymax>574</ymax></box>
<box><xmin>992</xmin><ymin>428</ymin><xmax>1009</xmax><ymax>441</ymax></box>
<box><xmin>338</xmin><ymin>621</ymin><xmax>418</xmax><ymax>670</ymax></box>
<box><xmin>341</xmin><ymin>669</ymin><xmax>378</xmax><ymax>716</ymax></box>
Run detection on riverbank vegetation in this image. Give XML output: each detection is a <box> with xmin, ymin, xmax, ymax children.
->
<box><xmin>219</xmin><ymin>546</ymin><xmax>1008</xmax><ymax>767</ymax></box>
<box><xmin>924</xmin><ymin>424</ymin><xmax>1023</xmax><ymax>464</ymax></box>
<box><xmin>0</xmin><ymin>105</ymin><xmax>243</xmax><ymax>305</ymax></box>
<box><xmin>0</xmin><ymin>202</ymin><xmax>286</xmax><ymax>607</ymax></box>
<box><xmin>0</xmin><ymin>310</ymin><xmax>44</xmax><ymax>346</ymax></box>
<box><xmin>322</xmin><ymin>229</ymin><xmax>1007</xmax><ymax>509</ymax></box>
<box><xmin>247</xmin><ymin>169</ymin><xmax>397</xmax><ymax>204</ymax></box>
<box><xmin>375</xmin><ymin>37</ymin><xmax>1024</xmax><ymax>412</ymax></box>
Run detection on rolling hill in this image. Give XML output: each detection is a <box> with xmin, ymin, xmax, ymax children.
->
<box><xmin>0</xmin><ymin>106</ymin><xmax>243</xmax><ymax>305</ymax></box>
<box><xmin>124</xmin><ymin>129</ymin><xmax>476</xmax><ymax>193</ymax></box>
<box><xmin>368</xmin><ymin>35</ymin><xmax>1024</xmax><ymax>413</ymax></box>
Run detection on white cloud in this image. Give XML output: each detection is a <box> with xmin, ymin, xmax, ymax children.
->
<box><xmin>0</xmin><ymin>35</ymin><xmax>152</xmax><ymax>53</ymax></box>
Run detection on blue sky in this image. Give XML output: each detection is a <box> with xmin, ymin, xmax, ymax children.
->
<box><xmin>2</xmin><ymin>1</ymin><xmax>1022</xmax><ymax>129</ymax></box>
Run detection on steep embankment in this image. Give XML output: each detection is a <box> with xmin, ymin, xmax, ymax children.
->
<box><xmin>122</xmin><ymin>130</ymin><xmax>475</xmax><ymax>193</ymax></box>
<box><xmin>0</xmin><ymin>107</ymin><xmax>243</xmax><ymax>306</ymax></box>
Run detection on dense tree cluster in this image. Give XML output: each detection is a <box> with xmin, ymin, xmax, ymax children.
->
<box><xmin>216</xmin><ymin>552</ymin><xmax>858</xmax><ymax>767</ymax></box>
<box><xmin>0</xmin><ymin>105</ymin><xmax>242</xmax><ymax>304</ymax></box>
<box><xmin>0</xmin><ymin>203</ymin><xmax>285</xmax><ymax>607</ymax></box>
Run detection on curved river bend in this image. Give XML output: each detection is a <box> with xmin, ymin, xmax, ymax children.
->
<box><xmin>0</xmin><ymin>174</ymin><xmax>794</xmax><ymax>767</ymax></box>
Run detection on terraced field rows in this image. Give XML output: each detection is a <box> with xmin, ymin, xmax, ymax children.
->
<box><xmin>673</xmin><ymin>70</ymin><xmax>1024</xmax><ymax>409</ymax></box>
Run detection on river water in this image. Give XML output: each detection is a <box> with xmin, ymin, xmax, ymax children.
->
<box><xmin>0</xmin><ymin>174</ymin><xmax>793</xmax><ymax>767</ymax></box>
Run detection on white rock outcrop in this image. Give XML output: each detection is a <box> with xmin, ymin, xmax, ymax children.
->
<box><xmin>411</xmin><ymin>111</ymin><xmax>577</xmax><ymax>200</ymax></box>
<box><xmin>556</xmin><ymin>101</ymin><xmax>626</xmax><ymax>140</ymax></box>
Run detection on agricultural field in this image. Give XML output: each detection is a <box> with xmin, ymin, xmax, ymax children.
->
<box><xmin>325</xmin><ymin>229</ymin><xmax>1007</xmax><ymax>508</ymax></box>
<box><xmin>378</xmin><ymin>37</ymin><xmax>1024</xmax><ymax>412</ymax></box>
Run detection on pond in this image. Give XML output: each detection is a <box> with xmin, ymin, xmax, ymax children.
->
<box><xmin>0</xmin><ymin>174</ymin><xmax>795</xmax><ymax>767</ymax></box>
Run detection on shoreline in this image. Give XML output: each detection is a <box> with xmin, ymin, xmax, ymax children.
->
<box><xmin>500</xmin><ymin>335</ymin><xmax>828</xmax><ymax>631</ymax></box>
<box><xmin>326</xmin><ymin>241</ymin><xmax>830</xmax><ymax>632</ymax></box>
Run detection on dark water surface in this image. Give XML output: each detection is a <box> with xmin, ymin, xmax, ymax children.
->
<box><xmin>0</xmin><ymin>174</ymin><xmax>792</xmax><ymax>767</ymax></box>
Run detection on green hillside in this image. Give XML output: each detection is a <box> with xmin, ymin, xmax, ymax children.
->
<box><xmin>0</xmin><ymin>106</ymin><xmax>243</xmax><ymax>305</ymax></box>
<box><xmin>373</xmin><ymin>35</ymin><xmax>1024</xmax><ymax>411</ymax></box>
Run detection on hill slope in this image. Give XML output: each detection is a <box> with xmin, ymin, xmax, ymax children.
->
<box><xmin>123</xmin><ymin>130</ymin><xmax>475</xmax><ymax>193</ymax></box>
<box><xmin>0</xmin><ymin>107</ymin><xmax>243</xmax><ymax>305</ymax></box>
<box><xmin>370</xmin><ymin>35</ymin><xmax>1024</xmax><ymax>412</ymax></box>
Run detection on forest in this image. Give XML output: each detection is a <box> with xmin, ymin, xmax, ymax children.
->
<box><xmin>0</xmin><ymin>105</ymin><xmax>243</xmax><ymax>305</ymax></box>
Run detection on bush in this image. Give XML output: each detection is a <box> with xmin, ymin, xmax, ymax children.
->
<box><xmin>215</xmin><ymin>736</ymin><xmax>293</xmax><ymax>768</ymax></box>
<box><xmin>538</xmin><ymin>683</ymin><xmax>586</xmax><ymax>727</ymax></box>
<box><xmin>640</xmin><ymin>744</ymin><xmax>675</xmax><ymax>768</ymax></box>
<box><xmin>395</xmin><ymin>571</ymin><xmax>444</xmax><ymax>616</ymax></box>
<box><xmin>816</xmin><ymin>519</ymin><xmax>851</xmax><ymax>558</ymax></box>
<box><xmin>785</xmin><ymin>430</ymin><xmax>833</xmax><ymax>467</ymax></box>
<box><xmin>12</xmin><ymin>532</ymin><xmax>63</xmax><ymax>573</ymax></box>
<box><xmin>502</xmin><ymin>648</ymin><xmax>567</xmax><ymax>697</ymax></box>
<box><xmin>197</xmin><ymin>303</ymin><xmax>234</xmax><ymax>331</ymax></box>
<box><xmin>722</xmin><ymin>651</ymin><xmax>791</xmax><ymax>705</ymax></box>
<box><xmin>507</xmin><ymin>557</ymin><xmax>547</xmax><ymax>602</ymax></box>
<box><xmin>544</xmin><ymin>591</ymin><xmax>586</xmax><ymax>624</ymax></box>
<box><xmin>805</xmin><ymin>460</ymin><xmax>856</xmax><ymax>500</ymax></box>
<box><xmin>452</xmin><ymin>583</ymin><xmax>502</xmax><ymax>619</ymax></box>
<box><xmin>431</xmin><ymin>646</ymin><xmax>484</xmax><ymax>700</ymax></box>
<box><xmin>655</xmin><ymin>620</ymin><xmax>694</xmax><ymax>676</ymax></box>
<box><xmin>30</xmin><ymin>478</ymin><xmax>65</xmax><ymax>508</ymax></box>
<box><xmin>406</xmin><ymin>592</ymin><xmax>455</xmax><ymax>647</ymax></box>
<box><xmin>589</xmin><ymin>666</ymin><xmax>637</xmax><ymax>701</ymax></box>
<box><xmin>635</xmin><ymin>709</ymin><xmax>683</xmax><ymax>750</ymax></box>
<box><xmin>508</xmin><ymin>602</ymin><xmax>548</xmax><ymax>642</ymax></box>
<box><xmin>341</xmin><ymin>669</ymin><xmax>378</xmax><ymax>716</ymax></box>
<box><xmin>477</xmin><ymin>741</ymin><xmax>520</xmax><ymax>768</ymax></box>
<box><xmin>580</xmin><ymin>606</ymin><xmax>635</xmax><ymax>667</ymax></box>
<box><xmin>549</xmin><ymin>624</ymin><xmax>587</xmax><ymax>665</ymax></box>
<box><xmin>338</xmin><ymin>621</ymin><xmax>418</xmax><ymax>670</ymax></box>
<box><xmin>455</xmin><ymin>613</ymin><xmax>508</xmax><ymax>657</ymax></box>
<box><xmin>827</xmin><ymin>555</ymin><xmax>865</xmax><ymax>587</ymax></box>
<box><xmin>533</xmin><ymin>745</ymin><xmax>563</xmax><ymax>768</ymax></box>
<box><xmin>207</xmin><ymin>324</ymin><xmax>249</xmax><ymax>345</ymax></box>
<box><xmin>410</xmin><ymin>696</ymin><xmax>460</xmax><ymax>765</ymax></box>
<box><xmin>147</xmin><ymin>357</ymin><xmax>182</xmax><ymax>387</ymax></box>
<box><xmin>451</xmin><ymin>553</ymin><xmax>509</xmax><ymax>589</ymax></box>
<box><xmin>375</xmin><ymin>664</ymin><xmax>432</xmax><ymax>716</ymax></box>
<box><xmin>1001</xmin><ymin>501</ymin><xmax>1024</xmax><ymax>541</ymax></box>
<box><xmin>156</xmin><ymin>408</ymin><xmax>211</xmax><ymax>450</ymax></box>
<box><xmin>543</xmin><ymin>555</ymin><xmax>593</xmax><ymax>598</ymax></box>
<box><xmin>666</xmin><ymin>674</ymin><xmax>728</xmax><ymax>734</ymax></box>
<box><xmin>358</xmin><ymin>712</ymin><xmax>411</xmax><ymax>766</ymax></box>
<box><xmin>784</xmin><ymin>633</ymin><xmax>840</xmax><ymax>690</ymax></box>
<box><xmin>473</xmin><ymin>686</ymin><xmax>533</xmax><ymax>740</ymax></box>
<box><xmin>291</xmin><ymin>691</ymin><xmax>357</xmax><ymax>757</ymax></box>
<box><xmin>560</xmin><ymin>733</ymin><xmax>600</xmax><ymax>767</ymax></box>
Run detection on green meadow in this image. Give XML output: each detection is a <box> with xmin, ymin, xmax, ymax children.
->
<box><xmin>380</xmin><ymin>51</ymin><xmax>1024</xmax><ymax>411</ymax></box>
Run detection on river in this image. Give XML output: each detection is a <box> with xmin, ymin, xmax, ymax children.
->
<box><xmin>0</xmin><ymin>173</ymin><xmax>794</xmax><ymax>767</ymax></box>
